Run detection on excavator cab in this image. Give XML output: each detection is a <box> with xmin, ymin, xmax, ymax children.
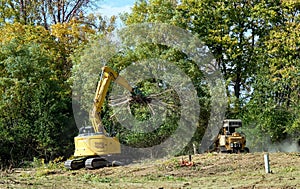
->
<box><xmin>78</xmin><ymin>126</ymin><xmax>95</xmax><ymax>136</ymax></box>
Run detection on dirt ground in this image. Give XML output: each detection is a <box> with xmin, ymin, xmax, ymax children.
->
<box><xmin>1</xmin><ymin>152</ymin><xmax>299</xmax><ymax>189</ymax></box>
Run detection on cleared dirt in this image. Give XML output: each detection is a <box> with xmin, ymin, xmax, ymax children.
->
<box><xmin>1</xmin><ymin>152</ymin><xmax>299</xmax><ymax>189</ymax></box>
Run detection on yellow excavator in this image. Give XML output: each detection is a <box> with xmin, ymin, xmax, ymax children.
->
<box><xmin>65</xmin><ymin>66</ymin><xmax>149</xmax><ymax>170</ymax></box>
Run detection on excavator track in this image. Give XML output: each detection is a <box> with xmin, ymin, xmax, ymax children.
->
<box><xmin>65</xmin><ymin>156</ymin><xmax>124</xmax><ymax>170</ymax></box>
<box><xmin>64</xmin><ymin>158</ymin><xmax>88</xmax><ymax>170</ymax></box>
<box><xmin>85</xmin><ymin>157</ymin><xmax>110</xmax><ymax>169</ymax></box>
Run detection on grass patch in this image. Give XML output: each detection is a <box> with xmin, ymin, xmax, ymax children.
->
<box><xmin>1</xmin><ymin>153</ymin><xmax>299</xmax><ymax>189</ymax></box>
<box><xmin>82</xmin><ymin>173</ymin><xmax>115</xmax><ymax>183</ymax></box>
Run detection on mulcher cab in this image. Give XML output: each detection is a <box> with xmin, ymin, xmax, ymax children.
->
<box><xmin>65</xmin><ymin>66</ymin><xmax>148</xmax><ymax>170</ymax></box>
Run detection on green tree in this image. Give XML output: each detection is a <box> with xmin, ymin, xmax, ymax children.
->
<box><xmin>121</xmin><ymin>0</ymin><xmax>300</xmax><ymax>149</ymax></box>
<box><xmin>0</xmin><ymin>0</ymin><xmax>119</xmax><ymax>166</ymax></box>
<box><xmin>116</xmin><ymin>0</ymin><xmax>210</xmax><ymax>154</ymax></box>
<box><xmin>177</xmin><ymin>0</ymin><xmax>285</xmax><ymax>115</ymax></box>
<box><xmin>123</xmin><ymin>0</ymin><xmax>280</xmax><ymax>114</ymax></box>
<box><xmin>0</xmin><ymin>39</ymin><xmax>74</xmax><ymax>166</ymax></box>
<box><xmin>244</xmin><ymin>1</ymin><xmax>300</xmax><ymax>145</ymax></box>
<box><xmin>0</xmin><ymin>0</ymin><xmax>99</xmax><ymax>28</ymax></box>
<box><xmin>123</xmin><ymin>0</ymin><xmax>177</xmax><ymax>24</ymax></box>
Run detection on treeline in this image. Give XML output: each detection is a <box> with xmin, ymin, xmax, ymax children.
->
<box><xmin>0</xmin><ymin>0</ymin><xmax>116</xmax><ymax>167</ymax></box>
<box><xmin>122</xmin><ymin>0</ymin><xmax>300</xmax><ymax>151</ymax></box>
<box><xmin>0</xmin><ymin>0</ymin><xmax>299</xmax><ymax>167</ymax></box>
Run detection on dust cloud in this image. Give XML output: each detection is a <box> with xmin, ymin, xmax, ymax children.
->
<box><xmin>267</xmin><ymin>139</ymin><xmax>300</xmax><ymax>152</ymax></box>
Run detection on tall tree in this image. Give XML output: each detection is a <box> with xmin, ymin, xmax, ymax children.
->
<box><xmin>118</xmin><ymin>0</ymin><xmax>210</xmax><ymax>154</ymax></box>
<box><xmin>123</xmin><ymin>0</ymin><xmax>177</xmax><ymax>24</ymax></box>
<box><xmin>125</xmin><ymin>0</ymin><xmax>275</xmax><ymax>115</ymax></box>
<box><xmin>244</xmin><ymin>1</ymin><xmax>300</xmax><ymax>146</ymax></box>
<box><xmin>122</xmin><ymin>0</ymin><xmax>300</xmax><ymax>148</ymax></box>
<box><xmin>0</xmin><ymin>0</ymin><xmax>98</xmax><ymax>28</ymax></box>
<box><xmin>0</xmin><ymin>25</ymin><xmax>76</xmax><ymax>166</ymax></box>
<box><xmin>177</xmin><ymin>0</ymin><xmax>285</xmax><ymax>115</ymax></box>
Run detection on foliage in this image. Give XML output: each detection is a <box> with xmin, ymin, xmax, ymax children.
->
<box><xmin>0</xmin><ymin>0</ymin><xmax>99</xmax><ymax>28</ymax></box>
<box><xmin>123</xmin><ymin>0</ymin><xmax>178</xmax><ymax>24</ymax></box>
<box><xmin>117</xmin><ymin>0</ymin><xmax>210</xmax><ymax>155</ymax></box>
<box><xmin>0</xmin><ymin>1</ymin><xmax>118</xmax><ymax>168</ymax></box>
<box><xmin>120</xmin><ymin>0</ymin><xmax>300</xmax><ymax>148</ymax></box>
<box><xmin>244</xmin><ymin>1</ymin><xmax>300</xmax><ymax>143</ymax></box>
<box><xmin>0</xmin><ymin>31</ymin><xmax>75</xmax><ymax>167</ymax></box>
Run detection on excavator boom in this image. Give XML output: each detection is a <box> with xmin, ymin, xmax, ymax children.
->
<box><xmin>65</xmin><ymin>66</ymin><xmax>140</xmax><ymax>170</ymax></box>
<box><xmin>91</xmin><ymin>66</ymin><xmax>133</xmax><ymax>133</ymax></box>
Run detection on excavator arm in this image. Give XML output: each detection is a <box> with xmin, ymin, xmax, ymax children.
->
<box><xmin>65</xmin><ymin>66</ymin><xmax>149</xmax><ymax>170</ymax></box>
<box><xmin>90</xmin><ymin>66</ymin><xmax>134</xmax><ymax>134</ymax></box>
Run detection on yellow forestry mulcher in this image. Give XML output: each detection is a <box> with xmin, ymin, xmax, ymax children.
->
<box><xmin>213</xmin><ymin>119</ymin><xmax>249</xmax><ymax>153</ymax></box>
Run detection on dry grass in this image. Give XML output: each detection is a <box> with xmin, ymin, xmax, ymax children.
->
<box><xmin>1</xmin><ymin>152</ymin><xmax>299</xmax><ymax>189</ymax></box>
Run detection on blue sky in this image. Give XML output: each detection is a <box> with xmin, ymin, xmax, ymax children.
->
<box><xmin>97</xmin><ymin>0</ymin><xmax>137</xmax><ymax>18</ymax></box>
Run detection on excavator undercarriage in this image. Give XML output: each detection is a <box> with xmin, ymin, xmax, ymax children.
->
<box><xmin>65</xmin><ymin>126</ymin><xmax>122</xmax><ymax>170</ymax></box>
<box><xmin>64</xmin><ymin>156</ymin><xmax>121</xmax><ymax>170</ymax></box>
